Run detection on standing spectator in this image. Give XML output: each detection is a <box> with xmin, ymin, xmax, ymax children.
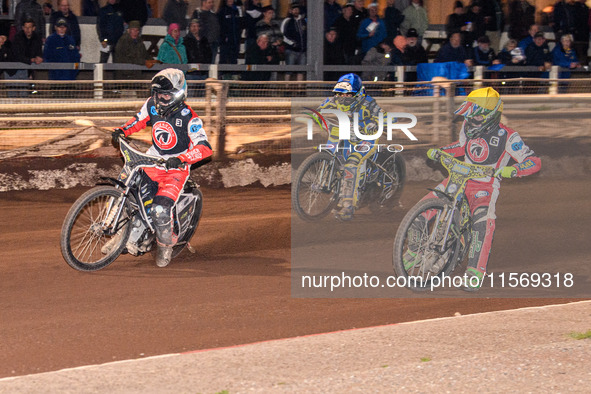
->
<box><xmin>357</xmin><ymin>3</ymin><xmax>387</xmax><ymax>57</ymax></box>
<box><xmin>446</xmin><ymin>1</ymin><xmax>468</xmax><ymax>45</ymax></box>
<box><xmin>192</xmin><ymin>0</ymin><xmax>221</xmax><ymax>64</ymax></box>
<box><xmin>82</xmin><ymin>0</ymin><xmax>100</xmax><ymax>16</ymax></box>
<box><xmin>401</xmin><ymin>28</ymin><xmax>427</xmax><ymax>65</ymax></box>
<box><xmin>465</xmin><ymin>1</ymin><xmax>487</xmax><ymax>48</ymax></box>
<box><xmin>43</xmin><ymin>2</ymin><xmax>53</xmax><ymax>16</ymax></box>
<box><xmin>572</xmin><ymin>0</ymin><xmax>589</xmax><ymax>65</ymax></box>
<box><xmin>518</xmin><ymin>24</ymin><xmax>539</xmax><ymax>51</ymax></box>
<box><xmin>473</xmin><ymin>35</ymin><xmax>499</xmax><ymax>66</ymax></box>
<box><xmin>324</xmin><ymin>27</ymin><xmax>345</xmax><ymax>81</ymax></box>
<box><xmin>384</xmin><ymin>0</ymin><xmax>405</xmax><ymax>41</ymax></box>
<box><xmin>508</xmin><ymin>0</ymin><xmax>535</xmax><ymax>41</ymax></box>
<box><xmin>114</xmin><ymin>20</ymin><xmax>149</xmax><ymax>80</ymax></box>
<box><xmin>481</xmin><ymin>0</ymin><xmax>504</xmax><ymax>51</ymax></box>
<box><xmin>185</xmin><ymin>19</ymin><xmax>211</xmax><ymax>80</ymax></box>
<box><xmin>434</xmin><ymin>31</ymin><xmax>473</xmax><ymax>67</ymax></box>
<box><xmin>400</xmin><ymin>0</ymin><xmax>429</xmax><ymax>44</ymax></box>
<box><xmin>255</xmin><ymin>6</ymin><xmax>283</xmax><ymax>55</ymax></box>
<box><xmin>281</xmin><ymin>3</ymin><xmax>306</xmax><ymax>81</ymax></box>
<box><xmin>158</xmin><ymin>23</ymin><xmax>187</xmax><ymax>64</ymax></box>
<box><xmin>50</xmin><ymin>0</ymin><xmax>81</xmax><ymax>48</ymax></box>
<box><xmin>98</xmin><ymin>0</ymin><xmax>125</xmax><ymax>63</ymax></box>
<box><xmin>163</xmin><ymin>0</ymin><xmax>189</xmax><ymax>32</ymax></box>
<box><xmin>0</xmin><ymin>21</ymin><xmax>16</xmax><ymax>81</ymax></box>
<box><xmin>552</xmin><ymin>0</ymin><xmax>577</xmax><ymax>45</ymax></box>
<box><xmin>14</xmin><ymin>0</ymin><xmax>46</xmax><ymax>40</ymax></box>
<box><xmin>244</xmin><ymin>0</ymin><xmax>264</xmax><ymax>51</ymax></box>
<box><xmin>119</xmin><ymin>0</ymin><xmax>148</xmax><ymax>27</ymax></box>
<box><xmin>218</xmin><ymin>0</ymin><xmax>243</xmax><ymax>65</ymax></box>
<box><xmin>10</xmin><ymin>18</ymin><xmax>43</xmax><ymax>96</ymax></box>
<box><xmin>352</xmin><ymin>0</ymin><xmax>368</xmax><ymax>27</ymax></box>
<box><xmin>395</xmin><ymin>0</ymin><xmax>410</xmax><ymax>12</ymax></box>
<box><xmin>44</xmin><ymin>18</ymin><xmax>80</xmax><ymax>81</ymax></box>
<box><xmin>325</xmin><ymin>0</ymin><xmax>342</xmax><ymax>32</ymax></box>
<box><xmin>333</xmin><ymin>3</ymin><xmax>357</xmax><ymax>65</ymax></box>
<box><xmin>243</xmin><ymin>34</ymin><xmax>278</xmax><ymax>81</ymax></box>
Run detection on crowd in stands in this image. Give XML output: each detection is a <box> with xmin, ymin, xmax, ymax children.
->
<box><xmin>0</xmin><ymin>0</ymin><xmax>590</xmax><ymax>84</ymax></box>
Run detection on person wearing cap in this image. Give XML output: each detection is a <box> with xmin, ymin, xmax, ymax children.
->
<box><xmin>114</xmin><ymin>20</ymin><xmax>149</xmax><ymax>80</ymax></box>
<box><xmin>43</xmin><ymin>17</ymin><xmax>80</xmax><ymax>81</ymax></box>
<box><xmin>473</xmin><ymin>35</ymin><xmax>499</xmax><ymax>66</ymax></box>
<box><xmin>315</xmin><ymin>73</ymin><xmax>383</xmax><ymax>221</ymax></box>
<box><xmin>401</xmin><ymin>28</ymin><xmax>427</xmax><ymax>65</ymax></box>
<box><xmin>50</xmin><ymin>0</ymin><xmax>81</xmax><ymax>48</ymax></box>
<box><xmin>157</xmin><ymin>23</ymin><xmax>188</xmax><ymax>64</ymax></box>
<box><xmin>163</xmin><ymin>0</ymin><xmax>189</xmax><ymax>32</ymax></box>
<box><xmin>14</xmin><ymin>0</ymin><xmax>46</xmax><ymax>40</ymax></box>
<box><xmin>356</xmin><ymin>3</ymin><xmax>387</xmax><ymax>57</ymax></box>
<box><xmin>97</xmin><ymin>0</ymin><xmax>125</xmax><ymax>63</ymax></box>
<box><xmin>400</xmin><ymin>0</ymin><xmax>428</xmax><ymax>44</ymax></box>
<box><xmin>43</xmin><ymin>1</ymin><xmax>53</xmax><ymax>16</ymax></box>
<box><xmin>525</xmin><ymin>31</ymin><xmax>551</xmax><ymax>71</ymax></box>
<box><xmin>185</xmin><ymin>19</ymin><xmax>212</xmax><ymax>81</ymax></box>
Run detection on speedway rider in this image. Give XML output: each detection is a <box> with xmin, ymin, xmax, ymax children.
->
<box><xmin>316</xmin><ymin>73</ymin><xmax>383</xmax><ymax>221</ymax></box>
<box><xmin>112</xmin><ymin>68</ymin><xmax>212</xmax><ymax>267</ymax></box>
<box><xmin>427</xmin><ymin>87</ymin><xmax>541</xmax><ymax>290</ymax></box>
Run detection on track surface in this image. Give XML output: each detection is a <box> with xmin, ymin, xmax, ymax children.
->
<box><xmin>0</xmin><ymin>177</ymin><xmax>588</xmax><ymax>378</ymax></box>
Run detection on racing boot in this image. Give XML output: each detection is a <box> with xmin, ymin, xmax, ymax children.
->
<box><xmin>101</xmin><ymin>230</ymin><xmax>124</xmax><ymax>255</ymax></box>
<box><xmin>155</xmin><ymin>243</ymin><xmax>173</xmax><ymax>268</ymax></box>
<box><xmin>333</xmin><ymin>201</ymin><xmax>354</xmax><ymax>221</ymax></box>
<box><xmin>461</xmin><ymin>267</ymin><xmax>485</xmax><ymax>292</ymax></box>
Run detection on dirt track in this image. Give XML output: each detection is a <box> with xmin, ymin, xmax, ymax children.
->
<box><xmin>1</xmin><ymin>174</ymin><xmax>588</xmax><ymax>378</ymax></box>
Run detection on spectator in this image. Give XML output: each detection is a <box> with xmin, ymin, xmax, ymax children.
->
<box><xmin>525</xmin><ymin>31</ymin><xmax>552</xmax><ymax>71</ymax></box>
<box><xmin>465</xmin><ymin>1</ymin><xmax>487</xmax><ymax>47</ymax></box>
<box><xmin>351</xmin><ymin>0</ymin><xmax>368</xmax><ymax>29</ymax></box>
<box><xmin>192</xmin><ymin>0</ymin><xmax>220</xmax><ymax>64</ymax></box>
<box><xmin>82</xmin><ymin>0</ymin><xmax>100</xmax><ymax>16</ymax></box>
<box><xmin>218</xmin><ymin>0</ymin><xmax>243</xmax><ymax>65</ymax></box>
<box><xmin>518</xmin><ymin>24</ymin><xmax>539</xmax><ymax>51</ymax></box>
<box><xmin>362</xmin><ymin>39</ymin><xmax>399</xmax><ymax>82</ymax></box>
<box><xmin>552</xmin><ymin>0</ymin><xmax>576</xmax><ymax>44</ymax></box>
<box><xmin>244</xmin><ymin>0</ymin><xmax>264</xmax><ymax>51</ymax></box>
<box><xmin>446</xmin><ymin>1</ymin><xmax>469</xmax><ymax>45</ymax></box>
<box><xmin>119</xmin><ymin>0</ymin><xmax>148</xmax><ymax>27</ymax></box>
<box><xmin>243</xmin><ymin>34</ymin><xmax>278</xmax><ymax>81</ymax></box>
<box><xmin>324</xmin><ymin>27</ymin><xmax>345</xmax><ymax>81</ymax></box>
<box><xmin>185</xmin><ymin>19</ymin><xmax>212</xmax><ymax>80</ymax></box>
<box><xmin>325</xmin><ymin>0</ymin><xmax>342</xmax><ymax>32</ymax></box>
<box><xmin>10</xmin><ymin>18</ymin><xmax>43</xmax><ymax>96</ymax></box>
<box><xmin>552</xmin><ymin>33</ymin><xmax>580</xmax><ymax>69</ymax></box>
<box><xmin>44</xmin><ymin>18</ymin><xmax>80</xmax><ymax>81</ymax></box>
<box><xmin>163</xmin><ymin>0</ymin><xmax>189</xmax><ymax>32</ymax></box>
<box><xmin>435</xmin><ymin>31</ymin><xmax>473</xmax><ymax>67</ymax></box>
<box><xmin>400</xmin><ymin>0</ymin><xmax>429</xmax><ymax>44</ymax></box>
<box><xmin>157</xmin><ymin>23</ymin><xmax>188</xmax><ymax>64</ymax></box>
<box><xmin>401</xmin><ymin>28</ymin><xmax>427</xmax><ymax>65</ymax></box>
<box><xmin>395</xmin><ymin>0</ymin><xmax>411</xmax><ymax>12</ymax></box>
<box><xmin>50</xmin><ymin>0</ymin><xmax>81</xmax><ymax>48</ymax></box>
<box><xmin>496</xmin><ymin>39</ymin><xmax>526</xmax><ymax>65</ymax></box>
<box><xmin>15</xmin><ymin>0</ymin><xmax>46</xmax><ymax>40</ymax></box>
<box><xmin>572</xmin><ymin>0</ymin><xmax>589</xmax><ymax>65</ymax></box>
<box><xmin>98</xmin><ymin>0</ymin><xmax>125</xmax><ymax>63</ymax></box>
<box><xmin>43</xmin><ymin>2</ymin><xmax>53</xmax><ymax>16</ymax></box>
<box><xmin>384</xmin><ymin>0</ymin><xmax>405</xmax><ymax>40</ymax></box>
<box><xmin>114</xmin><ymin>20</ymin><xmax>149</xmax><ymax>80</ymax></box>
<box><xmin>333</xmin><ymin>3</ymin><xmax>357</xmax><ymax>65</ymax></box>
<box><xmin>473</xmin><ymin>35</ymin><xmax>499</xmax><ymax>66</ymax></box>
<box><xmin>281</xmin><ymin>3</ymin><xmax>306</xmax><ymax>81</ymax></box>
<box><xmin>481</xmin><ymin>0</ymin><xmax>504</xmax><ymax>51</ymax></box>
<box><xmin>508</xmin><ymin>0</ymin><xmax>535</xmax><ymax>41</ymax></box>
<box><xmin>357</xmin><ymin>3</ymin><xmax>387</xmax><ymax>57</ymax></box>
<box><xmin>0</xmin><ymin>21</ymin><xmax>16</xmax><ymax>81</ymax></box>
<box><xmin>255</xmin><ymin>6</ymin><xmax>283</xmax><ymax>52</ymax></box>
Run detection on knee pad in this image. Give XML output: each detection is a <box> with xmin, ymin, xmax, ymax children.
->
<box><xmin>150</xmin><ymin>196</ymin><xmax>174</xmax><ymax>227</ymax></box>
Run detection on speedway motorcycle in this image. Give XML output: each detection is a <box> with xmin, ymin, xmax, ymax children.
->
<box><xmin>392</xmin><ymin>150</ymin><xmax>495</xmax><ymax>291</ymax></box>
<box><xmin>60</xmin><ymin>138</ymin><xmax>202</xmax><ymax>271</ymax></box>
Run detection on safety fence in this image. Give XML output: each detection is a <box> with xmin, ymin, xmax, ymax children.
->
<box><xmin>1</xmin><ymin>75</ymin><xmax>591</xmax><ymax>157</ymax></box>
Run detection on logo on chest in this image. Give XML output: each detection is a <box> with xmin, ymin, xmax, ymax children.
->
<box><xmin>467</xmin><ymin>138</ymin><xmax>489</xmax><ymax>163</ymax></box>
<box><xmin>153</xmin><ymin>121</ymin><xmax>178</xmax><ymax>150</ymax></box>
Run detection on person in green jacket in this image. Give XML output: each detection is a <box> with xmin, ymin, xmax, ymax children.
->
<box><xmin>400</xmin><ymin>0</ymin><xmax>428</xmax><ymax>45</ymax></box>
<box><xmin>157</xmin><ymin>23</ymin><xmax>187</xmax><ymax>64</ymax></box>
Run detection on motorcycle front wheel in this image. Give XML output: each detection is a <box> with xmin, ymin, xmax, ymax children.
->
<box><xmin>292</xmin><ymin>152</ymin><xmax>340</xmax><ymax>221</ymax></box>
<box><xmin>60</xmin><ymin>186</ymin><xmax>132</xmax><ymax>271</ymax></box>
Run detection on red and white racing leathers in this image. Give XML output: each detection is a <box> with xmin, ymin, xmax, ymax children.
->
<box><xmin>435</xmin><ymin>123</ymin><xmax>541</xmax><ymax>275</ymax></box>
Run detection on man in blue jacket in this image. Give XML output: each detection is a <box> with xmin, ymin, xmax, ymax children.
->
<box><xmin>43</xmin><ymin>18</ymin><xmax>80</xmax><ymax>81</ymax></box>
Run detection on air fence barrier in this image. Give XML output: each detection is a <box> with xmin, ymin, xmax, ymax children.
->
<box><xmin>0</xmin><ymin>62</ymin><xmax>591</xmax><ymax>156</ymax></box>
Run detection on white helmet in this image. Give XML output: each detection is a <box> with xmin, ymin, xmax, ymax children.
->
<box><xmin>151</xmin><ymin>68</ymin><xmax>187</xmax><ymax>117</ymax></box>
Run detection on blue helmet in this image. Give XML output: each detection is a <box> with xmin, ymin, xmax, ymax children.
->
<box><xmin>333</xmin><ymin>73</ymin><xmax>363</xmax><ymax>95</ymax></box>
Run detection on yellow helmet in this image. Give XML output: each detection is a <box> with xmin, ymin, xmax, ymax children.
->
<box><xmin>455</xmin><ymin>87</ymin><xmax>503</xmax><ymax>138</ymax></box>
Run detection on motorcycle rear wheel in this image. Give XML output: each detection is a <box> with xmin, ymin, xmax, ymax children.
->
<box><xmin>171</xmin><ymin>188</ymin><xmax>203</xmax><ymax>258</ymax></box>
<box><xmin>369</xmin><ymin>153</ymin><xmax>406</xmax><ymax>214</ymax></box>
<box><xmin>60</xmin><ymin>186</ymin><xmax>132</xmax><ymax>271</ymax></box>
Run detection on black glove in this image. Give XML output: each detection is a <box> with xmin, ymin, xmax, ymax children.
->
<box><xmin>166</xmin><ymin>157</ymin><xmax>183</xmax><ymax>169</ymax></box>
<box><xmin>112</xmin><ymin>128</ymin><xmax>125</xmax><ymax>144</ymax></box>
